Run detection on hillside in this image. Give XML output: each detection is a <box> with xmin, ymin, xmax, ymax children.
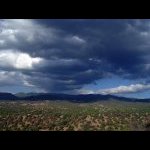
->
<box><xmin>0</xmin><ymin>93</ymin><xmax>18</xmax><ymax>100</ymax></box>
<box><xmin>0</xmin><ymin>92</ymin><xmax>149</xmax><ymax>103</ymax></box>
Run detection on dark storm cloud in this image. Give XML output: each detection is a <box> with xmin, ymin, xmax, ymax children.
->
<box><xmin>1</xmin><ymin>19</ymin><xmax>150</xmax><ymax>93</ymax></box>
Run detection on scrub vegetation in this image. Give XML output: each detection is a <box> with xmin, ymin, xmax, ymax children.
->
<box><xmin>0</xmin><ymin>100</ymin><xmax>150</xmax><ymax>131</ymax></box>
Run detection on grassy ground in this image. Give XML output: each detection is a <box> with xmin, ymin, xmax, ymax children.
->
<box><xmin>0</xmin><ymin>100</ymin><xmax>150</xmax><ymax>131</ymax></box>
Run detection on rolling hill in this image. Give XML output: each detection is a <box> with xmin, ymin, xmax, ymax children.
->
<box><xmin>0</xmin><ymin>92</ymin><xmax>149</xmax><ymax>102</ymax></box>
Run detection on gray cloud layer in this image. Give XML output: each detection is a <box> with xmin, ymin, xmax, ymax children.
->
<box><xmin>0</xmin><ymin>19</ymin><xmax>150</xmax><ymax>93</ymax></box>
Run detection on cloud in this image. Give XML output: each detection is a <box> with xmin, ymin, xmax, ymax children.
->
<box><xmin>80</xmin><ymin>84</ymin><xmax>150</xmax><ymax>95</ymax></box>
<box><xmin>0</xmin><ymin>71</ymin><xmax>33</xmax><ymax>87</ymax></box>
<box><xmin>77</xmin><ymin>89</ymin><xmax>95</xmax><ymax>94</ymax></box>
<box><xmin>99</xmin><ymin>84</ymin><xmax>150</xmax><ymax>95</ymax></box>
<box><xmin>65</xmin><ymin>35</ymin><xmax>86</xmax><ymax>45</ymax></box>
<box><xmin>0</xmin><ymin>19</ymin><xmax>63</xmax><ymax>53</ymax></box>
<box><xmin>0</xmin><ymin>50</ymin><xmax>44</xmax><ymax>70</ymax></box>
<box><xmin>1</xmin><ymin>19</ymin><xmax>150</xmax><ymax>94</ymax></box>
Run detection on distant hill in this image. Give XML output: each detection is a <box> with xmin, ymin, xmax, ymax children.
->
<box><xmin>0</xmin><ymin>92</ymin><xmax>150</xmax><ymax>102</ymax></box>
<box><xmin>15</xmin><ymin>92</ymin><xmax>40</xmax><ymax>98</ymax></box>
<box><xmin>0</xmin><ymin>92</ymin><xmax>18</xmax><ymax>100</ymax></box>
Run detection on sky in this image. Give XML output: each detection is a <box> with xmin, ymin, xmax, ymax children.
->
<box><xmin>0</xmin><ymin>19</ymin><xmax>150</xmax><ymax>98</ymax></box>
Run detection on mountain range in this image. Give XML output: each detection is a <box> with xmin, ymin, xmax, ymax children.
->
<box><xmin>0</xmin><ymin>92</ymin><xmax>150</xmax><ymax>103</ymax></box>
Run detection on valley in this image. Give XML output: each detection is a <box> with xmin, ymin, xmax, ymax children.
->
<box><xmin>0</xmin><ymin>100</ymin><xmax>150</xmax><ymax>131</ymax></box>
